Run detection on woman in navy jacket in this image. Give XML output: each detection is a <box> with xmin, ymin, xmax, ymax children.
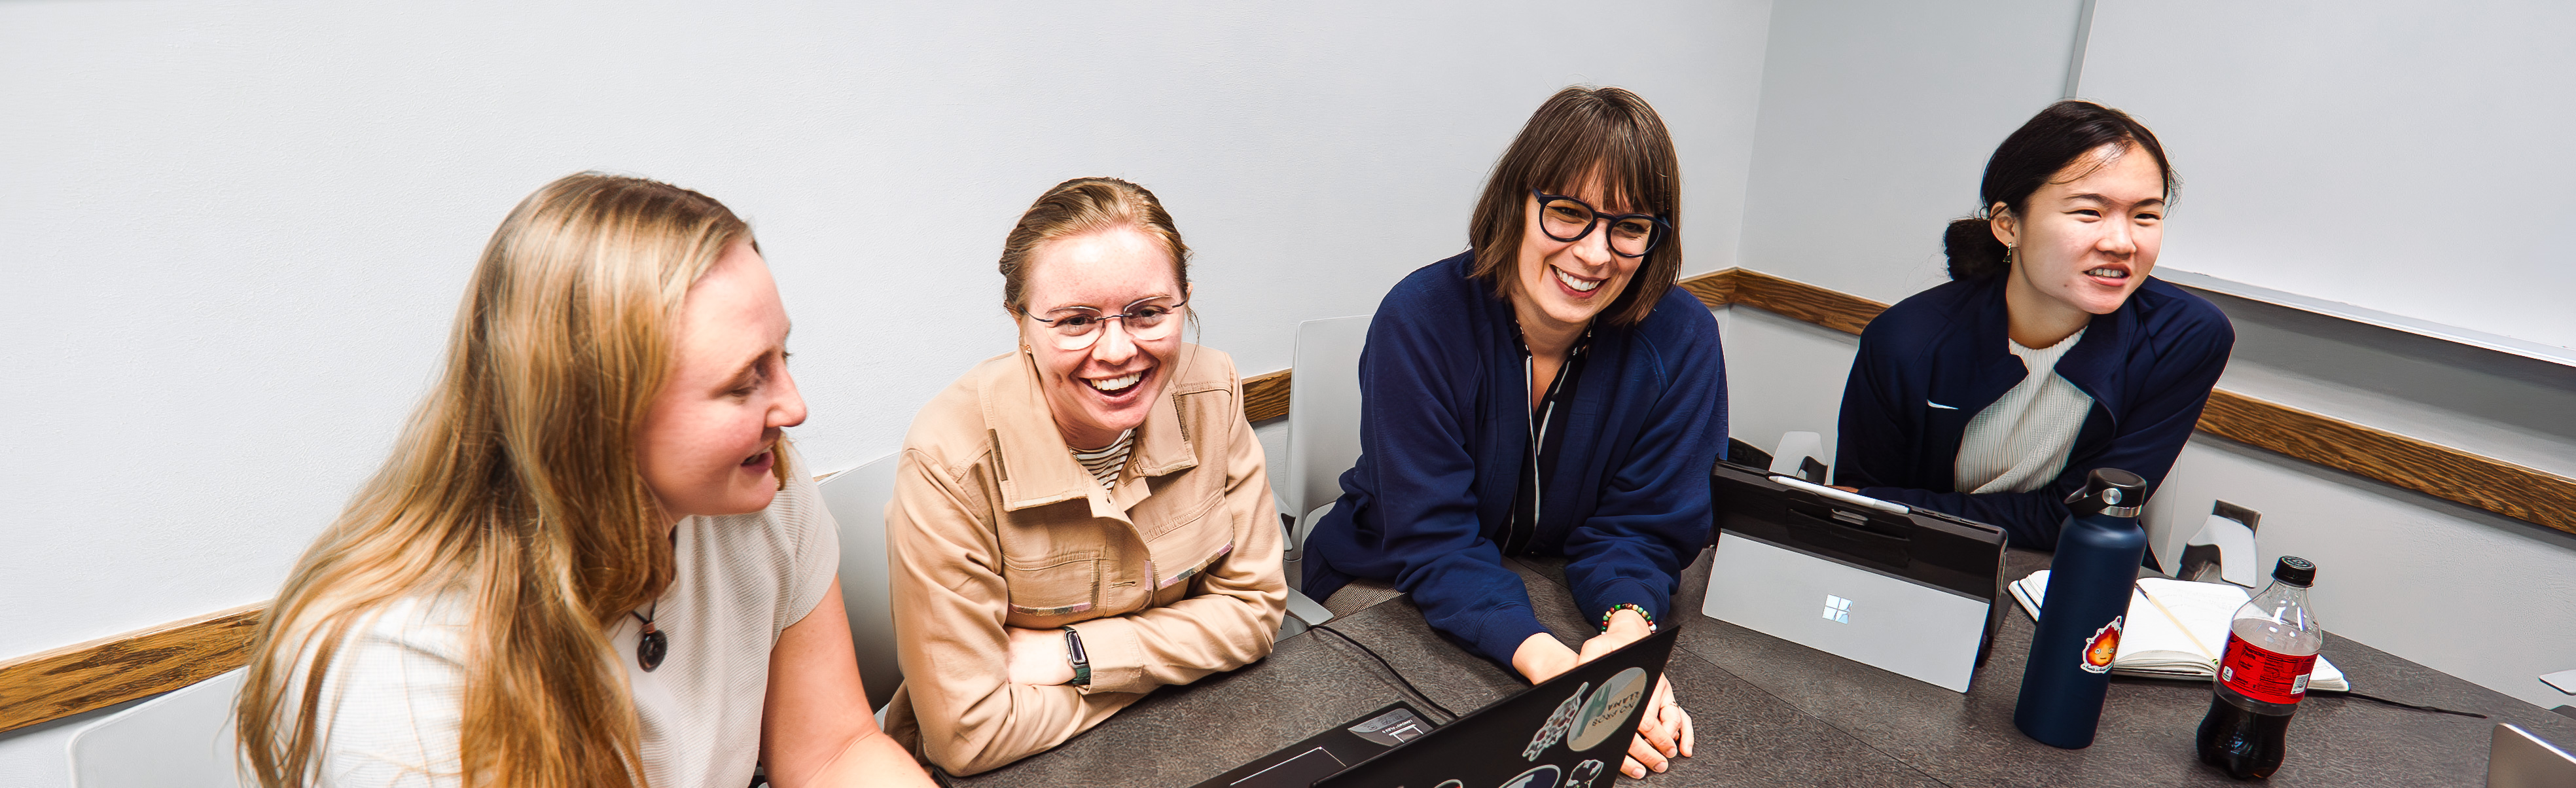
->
<box><xmin>1302</xmin><ymin>86</ymin><xmax>1724</xmax><ymax>779</ymax></box>
<box><xmin>1835</xmin><ymin>100</ymin><xmax>2232</xmax><ymax>551</ymax></box>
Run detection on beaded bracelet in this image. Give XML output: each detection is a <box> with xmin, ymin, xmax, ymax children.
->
<box><xmin>1599</xmin><ymin>603</ymin><xmax>1656</xmax><ymax>634</ymax></box>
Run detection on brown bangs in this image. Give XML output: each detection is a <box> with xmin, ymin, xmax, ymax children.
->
<box><xmin>1467</xmin><ymin>86</ymin><xmax>1683</xmax><ymax>328</ymax></box>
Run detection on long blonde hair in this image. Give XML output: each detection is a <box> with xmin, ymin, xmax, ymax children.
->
<box><xmin>237</xmin><ymin>173</ymin><xmax>761</xmax><ymax>787</ymax></box>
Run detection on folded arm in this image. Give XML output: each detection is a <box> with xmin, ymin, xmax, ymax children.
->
<box><xmin>885</xmin><ymin>452</ymin><xmax>1130</xmax><ymax>776</ymax></box>
<box><xmin>1070</xmin><ymin>390</ymin><xmax>1286</xmax><ymax>694</ymax></box>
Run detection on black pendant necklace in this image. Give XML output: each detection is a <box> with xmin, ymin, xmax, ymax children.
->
<box><xmin>631</xmin><ymin>601</ymin><xmax>668</xmax><ymax>672</ymax></box>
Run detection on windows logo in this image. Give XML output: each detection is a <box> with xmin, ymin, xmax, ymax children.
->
<box><xmin>1821</xmin><ymin>594</ymin><xmax>1853</xmax><ymax>624</ymax></box>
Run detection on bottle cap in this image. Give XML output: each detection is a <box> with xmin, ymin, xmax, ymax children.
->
<box><xmin>2272</xmin><ymin>556</ymin><xmax>2316</xmax><ymax>587</ymax></box>
<box><xmin>2062</xmin><ymin>468</ymin><xmax>2147</xmax><ymax>518</ymax></box>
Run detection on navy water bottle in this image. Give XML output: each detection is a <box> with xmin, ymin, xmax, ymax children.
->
<box><xmin>2012</xmin><ymin>467</ymin><xmax>2149</xmax><ymax>749</ymax></box>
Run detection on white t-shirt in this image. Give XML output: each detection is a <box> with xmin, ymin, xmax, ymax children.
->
<box><xmin>1954</xmin><ymin>329</ymin><xmax>2096</xmax><ymax>494</ymax></box>
<box><xmin>298</xmin><ymin>463</ymin><xmax>840</xmax><ymax>787</ymax></box>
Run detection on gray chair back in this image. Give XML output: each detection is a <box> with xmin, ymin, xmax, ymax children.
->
<box><xmin>69</xmin><ymin>668</ymin><xmax>247</xmax><ymax>787</ymax></box>
<box><xmin>820</xmin><ymin>453</ymin><xmax>906</xmax><ymax>711</ymax></box>
<box><xmin>1281</xmin><ymin>315</ymin><xmax>1372</xmax><ymax>557</ymax></box>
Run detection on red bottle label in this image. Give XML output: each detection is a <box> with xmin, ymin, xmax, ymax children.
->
<box><xmin>2219</xmin><ymin>632</ymin><xmax>2317</xmax><ymax>704</ymax></box>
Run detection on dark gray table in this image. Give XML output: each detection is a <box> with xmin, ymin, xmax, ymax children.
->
<box><xmin>946</xmin><ymin>547</ymin><xmax>2576</xmax><ymax>787</ymax></box>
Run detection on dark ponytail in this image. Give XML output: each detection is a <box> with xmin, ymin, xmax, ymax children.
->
<box><xmin>1946</xmin><ymin>100</ymin><xmax>2176</xmax><ymax>280</ymax></box>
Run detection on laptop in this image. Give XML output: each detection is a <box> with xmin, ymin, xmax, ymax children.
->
<box><xmin>1700</xmin><ymin>459</ymin><xmax>2009</xmax><ymax>692</ymax></box>
<box><xmin>1199</xmin><ymin>625</ymin><xmax>1681</xmax><ymax>788</ymax></box>
<box><xmin>2489</xmin><ymin>723</ymin><xmax>2576</xmax><ymax>788</ymax></box>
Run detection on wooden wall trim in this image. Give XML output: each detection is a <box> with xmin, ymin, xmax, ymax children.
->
<box><xmin>10</xmin><ymin>266</ymin><xmax>2570</xmax><ymax>733</ymax></box>
<box><xmin>2196</xmin><ymin>390</ymin><xmax>2576</xmax><ymax>535</ymax></box>
<box><xmin>0</xmin><ymin>603</ymin><xmax>263</xmax><ymax>732</ymax></box>
<box><xmin>1243</xmin><ymin>368</ymin><xmax>1291</xmax><ymax>423</ymax></box>
<box><xmin>1715</xmin><ymin>268</ymin><xmax>1889</xmax><ymax>334</ymax></box>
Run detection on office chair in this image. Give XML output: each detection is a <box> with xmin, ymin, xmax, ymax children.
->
<box><xmin>819</xmin><ymin>453</ymin><xmax>908</xmax><ymax>713</ymax></box>
<box><xmin>1279</xmin><ymin>315</ymin><xmax>1372</xmax><ymax>588</ymax></box>
<box><xmin>1266</xmin><ymin>315</ymin><xmax>1372</xmax><ymax>636</ymax></box>
<box><xmin>67</xmin><ymin>668</ymin><xmax>247</xmax><ymax>787</ymax></box>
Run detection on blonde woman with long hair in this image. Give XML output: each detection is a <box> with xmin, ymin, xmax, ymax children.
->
<box><xmin>235</xmin><ymin>173</ymin><xmax>933</xmax><ymax>788</ymax></box>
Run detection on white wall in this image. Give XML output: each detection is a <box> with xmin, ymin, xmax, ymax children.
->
<box><xmin>2079</xmin><ymin>0</ymin><xmax>2576</xmax><ymax>352</ymax></box>
<box><xmin>1726</xmin><ymin>0</ymin><xmax>2576</xmax><ymax>713</ymax></box>
<box><xmin>0</xmin><ymin>1</ymin><xmax>1777</xmax><ymax>782</ymax></box>
<box><xmin>1714</xmin><ymin>305</ymin><xmax>1863</xmax><ymax>472</ymax></box>
<box><xmin>1736</xmin><ymin>0</ymin><xmax>2088</xmax><ymax>304</ymax></box>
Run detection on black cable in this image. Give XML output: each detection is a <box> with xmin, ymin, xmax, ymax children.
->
<box><xmin>2315</xmin><ymin>689</ymin><xmax>2489</xmax><ymax>719</ymax></box>
<box><xmin>1308</xmin><ymin>623</ymin><xmax>1459</xmax><ymax>721</ymax></box>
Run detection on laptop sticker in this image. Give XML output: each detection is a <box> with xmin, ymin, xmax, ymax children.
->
<box><xmin>1566</xmin><ymin>667</ymin><xmax>1648</xmax><ymax>751</ymax></box>
<box><xmin>1565</xmin><ymin>759</ymin><xmax>1606</xmax><ymax>788</ymax></box>
<box><xmin>1498</xmin><ymin>764</ymin><xmax>1563</xmax><ymax>788</ymax></box>
<box><xmin>1524</xmin><ymin>681</ymin><xmax>1591</xmax><ymax>759</ymax></box>
<box><xmin>1345</xmin><ymin>706</ymin><xmax>1431</xmax><ymax>747</ymax></box>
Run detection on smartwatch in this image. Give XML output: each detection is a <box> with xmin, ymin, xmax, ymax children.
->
<box><xmin>1062</xmin><ymin>626</ymin><xmax>1091</xmax><ymax>687</ymax></box>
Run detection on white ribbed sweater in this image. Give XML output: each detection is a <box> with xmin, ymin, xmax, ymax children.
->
<box><xmin>1954</xmin><ymin>329</ymin><xmax>2095</xmax><ymax>493</ymax></box>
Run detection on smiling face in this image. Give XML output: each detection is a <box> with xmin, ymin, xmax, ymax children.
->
<box><xmin>1994</xmin><ymin>142</ymin><xmax>2167</xmax><ymax>319</ymax></box>
<box><xmin>1512</xmin><ymin>176</ymin><xmax>1643</xmax><ymax>337</ymax></box>
<box><xmin>1019</xmin><ymin>226</ymin><xmax>1186</xmax><ymax>451</ymax></box>
<box><xmin>636</xmin><ymin>240</ymin><xmax>806</xmax><ymax>520</ymax></box>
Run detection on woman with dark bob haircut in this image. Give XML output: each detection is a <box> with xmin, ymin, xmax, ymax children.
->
<box><xmin>1302</xmin><ymin>86</ymin><xmax>1723</xmax><ymax>780</ymax></box>
<box><xmin>1833</xmin><ymin>100</ymin><xmax>2234</xmax><ymax>550</ymax></box>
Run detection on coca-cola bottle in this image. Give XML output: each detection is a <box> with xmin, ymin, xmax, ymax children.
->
<box><xmin>2196</xmin><ymin>556</ymin><xmax>2322</xmax><ymax>779</ymax></box>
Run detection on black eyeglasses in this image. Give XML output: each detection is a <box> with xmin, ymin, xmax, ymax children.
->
<box><xmin>1531</xmin><ymin>189</ymin><xmax>1672</xmax><ymax>258</ymax></box>
<box><xmin>1020</xmin><ymin>296</ymin><xmax>1188</xmax><ymax>350</ymax></box>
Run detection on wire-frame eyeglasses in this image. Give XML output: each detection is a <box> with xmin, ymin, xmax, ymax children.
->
<box><xmin>1020</xmin><ymin>296</ymin><xmax>1189</xmax><ymax>350</ymax></box>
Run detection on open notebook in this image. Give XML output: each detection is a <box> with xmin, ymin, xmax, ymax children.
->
<box><xmin>2011</xmin><ymin>571</ymin><xmax>2348</xmax><ymax>691</ymax></box>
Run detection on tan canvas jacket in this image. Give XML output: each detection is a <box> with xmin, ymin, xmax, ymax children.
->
<box><xmin>881</xmin><ymin>344</ymin><xmax>1285</xmax><ymax>776</ymax></box>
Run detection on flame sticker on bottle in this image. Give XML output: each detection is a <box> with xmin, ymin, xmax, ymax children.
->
<box><xmin>2219</xmin><ymin>632</ymin><xmax>2318</xmax><ymax>705</ymax></box>
<box><xmin>2078</xmin><ymin>615</ymin><xmax>2123</xmax><ymax>674</ymax></box>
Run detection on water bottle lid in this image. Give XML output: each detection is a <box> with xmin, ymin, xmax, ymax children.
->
<box><xmin>2272</xmin><ymin>556</ymin><xmax>2316</xmax><ymax>587</ymax></box>
<box><xmin>2062</xmin><ymin>468</ymin><xmax>2147</xmax><ymax>518</ymax></box>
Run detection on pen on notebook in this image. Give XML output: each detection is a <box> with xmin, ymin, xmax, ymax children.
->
<box><xmin>2133</xmin><ymin>581</ymin><xmax>2218</xmax><ymax>662</ymax></box>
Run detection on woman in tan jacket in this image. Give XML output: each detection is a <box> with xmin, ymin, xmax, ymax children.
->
<box><xmin>881</xmin><ymin>177</ymin><xmax>1287</xmax><ymax>776</ymax></box>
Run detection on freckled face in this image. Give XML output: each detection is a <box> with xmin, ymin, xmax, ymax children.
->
<box><xmin>1997</xmin><ymin>143</ymin><xmax>2167</xmax><ymax>316</ymax></box>
<box><xmin>1018</xmin><ymin>227</ymin><xmax>1185</xmax><ymax>451</ymax></box>
<box><xmin>1513</xmin><ymin>176</ymin><xmax>1643</xmax><ymax>334</ymax></box>
<box><xmin>636</xmin><ymin>240</ymin><xmax>805</xmax><ymax>518</ymax></box>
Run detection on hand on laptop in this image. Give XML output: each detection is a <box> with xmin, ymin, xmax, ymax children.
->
<box><xmin>1511</xmin><ymin>608</ymin><xmax>1653</xmax><ymax>685</ymax></box>
<box><xmin>1511</xmin><ymin>634</ymin><xmax>1581</xmax><ymax>684</ymax></box>
<box><xmin>1579</xmin><ymin>611</ymin><xmax>1693</xmax><ymax>778</ymax></box>
<box><xmin>1622</xmin><ymin>676</ymin><xmax>1693</xmax><ymax>778</ymax></box>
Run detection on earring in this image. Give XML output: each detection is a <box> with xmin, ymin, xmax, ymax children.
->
<box><xmin>2005</xmin><ymin>244</ymin><xmax>2017</xmax><ymax>267</ymax></box>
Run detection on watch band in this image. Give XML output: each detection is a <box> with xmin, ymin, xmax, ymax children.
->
<box><xmin>1062</xmin><ymin>626</ymin><xmax>1091</xmax><ymax>687</ymax></box>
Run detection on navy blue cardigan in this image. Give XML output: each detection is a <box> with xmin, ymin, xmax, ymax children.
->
<box><xmin>1833</xmin><ymin>275</ymin><xmax>2233</xmax><ymax>550</ymax></box>
<box><xmin>1303</xmin><ymin>253</ymin><xmax>1728</xmax><ymax>664</ymax></box>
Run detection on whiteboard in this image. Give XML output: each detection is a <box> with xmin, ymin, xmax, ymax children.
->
<box><xmin>2077</xmin><ymin>0</ymin><xmax>2576</xmax><ymax>355</ymax></box>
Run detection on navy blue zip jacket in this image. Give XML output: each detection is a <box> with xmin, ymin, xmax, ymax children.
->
<box><xmin>1303</xmin><ymin>253</ymin><xmax>1728</xmax><ymax>664</ymax></box>
<box><xmin>1834</xmin><ymin>274</ymin><xmax>2232</xmax><ymax>550</ymax></box>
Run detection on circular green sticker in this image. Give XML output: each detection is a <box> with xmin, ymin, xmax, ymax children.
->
<box><xmin>1566</xmin><ymin>667</ymin><xmax>1647</xmax><ymax>751</ymax></box>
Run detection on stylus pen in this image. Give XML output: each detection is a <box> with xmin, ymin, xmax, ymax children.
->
<box><xmin>1769</xmin><ymin>474</ymin><xmax>1912</xmax><ymax>516</ymax></box>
